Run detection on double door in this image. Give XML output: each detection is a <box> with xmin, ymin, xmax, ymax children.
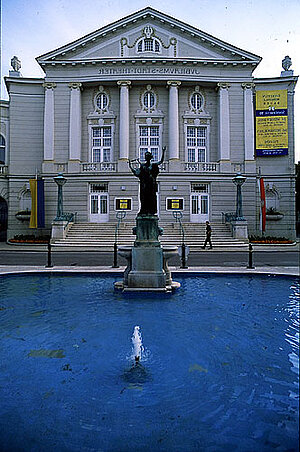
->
<box><xmin>90</xmin><ymin>193</ymin><xmax>109</xmax><ymax>222</ymax></box>
<box><xmin>190</xmin><ymin>193</ymin><xmax>209</xmax><ymax>223</ymax></box>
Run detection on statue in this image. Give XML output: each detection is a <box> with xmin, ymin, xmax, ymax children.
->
<box><xmin>11</xmin><ymin>56</ymin><xmax>21</xmax><ymax>72</ymax></box>
<box><xmin>128</xmin><ymin>146</ymin><xmax>166</xmax><ymax>215</ymax></box>
<box><xmin>282</xmin><ymin>55</ymin><xmax>292</xmax><ymax>71</ymax></box>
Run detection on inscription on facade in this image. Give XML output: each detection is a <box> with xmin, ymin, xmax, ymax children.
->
<box><xmin>98</xmin><ymin>66</ymin><xmax>204</xmax><ymax>76</ymax></box>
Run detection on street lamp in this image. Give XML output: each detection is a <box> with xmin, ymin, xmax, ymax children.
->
<box><xmin>232</xmin><ymin>173</ymin><xmax>246</xmax><ymax>221</ymax></box>
<box><xmin>53</xmin><ymin>173</ymin><xmax>67</xmax><ymax>220</ymax></box>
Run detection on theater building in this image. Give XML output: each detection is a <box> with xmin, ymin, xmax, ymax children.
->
<box><xmin>0</xmin><ymin>7</ymin><xmax>298</xmax><ymax>241</ymax></box>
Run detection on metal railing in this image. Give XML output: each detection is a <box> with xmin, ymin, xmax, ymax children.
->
<box><xmin>112</xmin><ymin>211</ymin><xmax>127</xmax><ymax>268</ymax></box>
<box><xmin>172</xmin><ymin>211</ymin><xmax>188</xmax><ymax>268</ymax></box>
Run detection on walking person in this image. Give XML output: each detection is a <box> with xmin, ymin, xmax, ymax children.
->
<box><xmin>202</xmin><ymin>221</ymin><xmax>212</xmax><ymax>249</ymax></box>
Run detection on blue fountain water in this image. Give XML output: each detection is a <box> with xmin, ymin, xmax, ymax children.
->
<box><xmin>0</xmin><ymin>273</ymin><xmax>299</xmax><ymax>451</ymax></box>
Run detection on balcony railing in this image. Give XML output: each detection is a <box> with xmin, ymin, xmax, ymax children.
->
<box><xmin>183</xmin><ymin>162</ymin><xmax>220</xmax><ymax>172</ymax></box>
<box><xmin>81</xmin><ymin>162</ymin><xmax>117</xmax><ymax>172</ymax></box>
<box><xmin>0</xmin><ymin>165</ymin><xmax>8</xmax><ymax>175</ymax></box>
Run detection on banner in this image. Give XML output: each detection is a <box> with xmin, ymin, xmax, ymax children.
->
<box><xmin>29</xmin><ymin>179</ymin><xmax>45</xmax><ymax>228</ymax></box>
<box><xmin>255</xmin><ymin>90</ymin><xmax>288</xmax><ymax>156</ymax></box>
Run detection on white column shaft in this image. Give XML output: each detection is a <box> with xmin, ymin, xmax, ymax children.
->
<box><xmin>168</xmin><ymin>82</ymin><xmax>180</xmax><ymax>160</ymax></box>
<box><xmin>43</xmin><ymin>83</ymin><xmax>56</xmax><ymax>161</ymax></box>
<box><xmin>243</xmin><ymin>84</ymin><xmax>255</xmax><ymax>160</ymax></box>
<box><xmin>69</xmin><ymin>83</ymin><xmax>82</xmax><ymax>161</ymax></box>
<box><xmin>218</xmin><ymin>83</ymin><xmax>230</xmax><ymax>160</ymax></box>
<box><xmin>118</xmin><ymin>82</ymin><xmax>130</xmax><ymax>160</ymax></box>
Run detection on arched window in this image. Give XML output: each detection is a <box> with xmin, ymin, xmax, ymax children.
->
<box><xmin>136</xmin><ymin>37</ymin><xmax>161</xmax><ymax>53</ymax></box>
<box><xmin>0</xmin><ymin>135</ymin><xmax>5</xmax><ymax>164</ymax></box>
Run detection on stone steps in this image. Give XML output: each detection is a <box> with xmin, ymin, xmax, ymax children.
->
<box><xmin>52</xmin><ymin>221</ymin><xmax>248</xmax><ymax>249</ymax></box>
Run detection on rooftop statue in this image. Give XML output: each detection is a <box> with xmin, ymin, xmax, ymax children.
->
<box><xmin>11</xmin><ymin>56</ymin><xmax>21</xmax><ymax>72</ymax></box>
<box><xmin>128</xmin><ymin>146</ymin><xmax>166</xmax><ymax>216</ymax></box>
<box><xmin>282</xmin><ymin>55</ymin><xmax>292</xmax><ymax>71</ymax></box>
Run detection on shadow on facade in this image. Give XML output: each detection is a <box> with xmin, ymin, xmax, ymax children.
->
<box><xmin>0</xmin><ymin>197</ymin><xmax>8</xmax><ymax>242</ymax></box>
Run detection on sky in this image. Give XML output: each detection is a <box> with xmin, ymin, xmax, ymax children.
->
<box><xmin>1</xmin><ymin>0</ymin><xmax>299</xmax><ymax>161</ymax></box>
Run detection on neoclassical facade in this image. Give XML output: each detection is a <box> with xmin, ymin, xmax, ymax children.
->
<box><xmin>0</xmin><ymin>7</ymin><xmax>298</xmax><ymax>240</ymax></box>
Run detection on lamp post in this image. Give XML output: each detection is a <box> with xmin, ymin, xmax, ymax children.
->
<box><xmin>53</xmin><ymin>173</ymin><xmax>67</xmax><ymax>220</ymax></box>
<box><xmin>232</xmin><ymin>173</ymin><xmax>246</xmax><ymax>221</ymax></box>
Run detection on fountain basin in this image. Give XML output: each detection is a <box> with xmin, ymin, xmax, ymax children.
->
<box><xmin>0</xmin><ymin>272</ymin><xmax>299</xmax><ymax>451</ymax></box>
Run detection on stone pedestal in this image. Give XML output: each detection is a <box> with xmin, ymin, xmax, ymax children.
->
<box><xmin>231</xmin><ymin>220</ymin><xmax>248</xmax><ymax>239</ymax></box>
<box><xmin>115</xmin><ymin>215</ymin><xmax>180</xmax><ymax>292</ymax></box>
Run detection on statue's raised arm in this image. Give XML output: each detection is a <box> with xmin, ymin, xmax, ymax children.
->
<box><xmin>157</xmin><ymin>146</ymin><xmax>166</xmax><ymax>166</ymax></box>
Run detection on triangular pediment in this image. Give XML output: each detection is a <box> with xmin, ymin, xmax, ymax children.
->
<box><xmin>36</xmin><ymin>7</ymin><xmax>261</xmax><ymax>66</ymax></box>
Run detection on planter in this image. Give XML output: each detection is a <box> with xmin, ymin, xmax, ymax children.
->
<box><xmin>266</xmin><ymin>214</ymin><xmax>284</xmax><ymax>221</ymax></box>
<box><xmin>15</xmin><ymin>212</ymin><xmax>31</xmax><ymax>222</ymax></box>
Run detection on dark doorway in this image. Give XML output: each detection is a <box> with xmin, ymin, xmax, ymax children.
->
<box><xmin>0</xmin><ymin>197</ymin><xmax>8</xmax><ymax>241</ymax></box>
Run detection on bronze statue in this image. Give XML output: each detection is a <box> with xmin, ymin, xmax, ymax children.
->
<box><xmin>128</xmin><ymin>146</ymin><xmax>166</xmax><ymax>215</ymax></box>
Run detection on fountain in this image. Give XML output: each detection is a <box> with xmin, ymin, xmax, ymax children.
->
<box><xmin>132</xmin><ymin>325</ymin><xmax>144</xmax><ymax>362</ymax></box>
<box><xmin>0</xmin><ymin>272</ymin><xmax>298</xmax><ymax>450</ymax></box>
<box><xmin>115</xmin><ymin>147</ymin><xmax>180</xmax><ymax>292</ymax></box>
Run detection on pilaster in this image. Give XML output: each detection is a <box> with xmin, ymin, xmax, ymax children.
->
<box><xmin>217</xmin><ymin>82</ymin><xmax>230</xmax><ymax>161</ymax></box>
<box><xmin>117</xmin><ymin>81</ymin><xmax>131</xmax><ymax>163</ymax></box>
<box><xmin>167</xmin><ymin>81</ymin><xmax>181</xmax><ymax>160</ymax></box>
<box><xmin>242</xmin><ymin>83</ymin><xmax>255</xmax><ymax>163</ymax></box>
<box><xmin>43</xmin><ymin>82</ymin><xmax>56</xmax><ymax>164</ymax></box>
<box><xmin>68</xmin><ymin>82</ymin><xmax>82</xmax><ymax>171</ymax></box>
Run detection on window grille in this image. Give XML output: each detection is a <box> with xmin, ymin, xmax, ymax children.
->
<box><xmin>191</xmin><ymin>93</ymin><xmax>203</xmax><ymax>110</ymax></box>
<box><xmin>96</xmin><ymin>93</ymin><xmax>108</xmax><ymax>110</ymax></box>
<box><xmin>143</xmin><ymin>91</ymin><xmax>155</xmax><ymax>109</ymax></box>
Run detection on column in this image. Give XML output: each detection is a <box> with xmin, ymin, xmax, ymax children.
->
<box><xmin>217</xmin><ymin>82</ymin><xmax>231</xmax><ymax>161</ymax></box>
<box><xmin>167</xmin><ymin>81</ymin><xmax>181</xmax><ymax>160</ymax></box>
<box><xmin>242</xmin><ymin>83</ymin><xmax>255</xmax><ymax>161</ymax></box>
<box><xmin>43</xmin><ymin>82</ymin><xmax>56</xmax><ymax>161</ymax></box>
<box><xmin>117</xmin><ymin>81</ymin><xmax>131</xmax><ymax>160</ymax></box>
<box><xmin>68</xmin><ymin>82</ymin><xmax>82</xmax><ymax>161</ymax></box>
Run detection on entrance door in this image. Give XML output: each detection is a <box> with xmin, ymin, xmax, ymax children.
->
<box><xmin>90</xmin><ymin>193</ymin><xmax>109</xmax><ymax>222</ymax></box>
<box><xmin>190</xmin><ymin>193</ymin><xmax>209</xmax><ymax>223</ymax></box>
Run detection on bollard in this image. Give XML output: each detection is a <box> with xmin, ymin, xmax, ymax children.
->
<box><xmin>112</xmin><ymin>242</ymin><xmax>119</xmax><ymax>268</ymax></box>
<box><xmin>247</xmin><ymin>243</ymin><xmax>254</xmax><ymax>269</ymax></box>
<box><xmin>180</xmin><ymin>243</ymin><xmax>188</xmax><ymax>269</ymax></box>
<box><xmin>46</xmin><ymin>240</ymin><xmax>53</xmax><ymax>268</ymax></box>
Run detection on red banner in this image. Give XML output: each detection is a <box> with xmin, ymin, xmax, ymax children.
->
<box><xmin>259</xmin><ymin>178</ymin><xmax>266</xmax><ymax>233</ymax></box>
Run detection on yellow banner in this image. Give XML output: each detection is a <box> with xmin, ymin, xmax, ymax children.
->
<box><xmin>256</xmin><ymin>90</ymin><xmax>287</xmax><ymax>110</ymax></box>
<box><xmin>29</xmin><ymin>179</ymin><xmax>37</xmax><ymax>228</ymax></box>
<box><xmin>255</xmin><ymin>89</ymin><xmax>288</xmax><ymax>156</ymax></box>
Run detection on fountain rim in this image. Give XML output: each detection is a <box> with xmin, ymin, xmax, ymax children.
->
<box><xmin>0</xmin><ymin>267</ymin><xmax>298</xmax><ymax>278</ymax></box>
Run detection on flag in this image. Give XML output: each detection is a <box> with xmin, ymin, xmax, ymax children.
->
<box><xmin>259</xmin><ymin>177</ymin><xmax>266</xmax><ymax>233</ymax></box>
<box><xmin>29</xmin><ymin>179</ymin><xmax>45</xmax><ymax>228</ymax></box>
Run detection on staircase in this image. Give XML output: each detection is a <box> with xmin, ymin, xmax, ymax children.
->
<box><xmin>52</xmin><ymin>221</ymin><xmax>248</xmax><ymax>250</ymax></box>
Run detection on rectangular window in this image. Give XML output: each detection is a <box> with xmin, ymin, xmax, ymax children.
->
<box><xmin>92</xmin><ymin>127</ymin><xmax>112</xmax><ymax>163</ymax></box>
<box><xmin>186</xmin><ymin>126</ymin><xmax>207</xmax><ymax>162</ymax></box>
<box><xmin>139</xmin><ymin>126</ymin><xmax>160</xmax><ymax>162</ymax></box>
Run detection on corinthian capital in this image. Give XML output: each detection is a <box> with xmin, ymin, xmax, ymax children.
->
<box><xmin>167</xmin><ymin>80</ymin><xmax>181</xmax><ymax>88</ymax></box>
<box><xmin>216</xmin><ymin>82</ymin><xmax>231</xmax><ymax>91</ymax></box>
<box><xmin>68</xmin><ymin>82</ymin><xmax>82</xmax><ymax>90</ymax></box>
<box><xmin>241</xmin><ymin>82</ymin><xmax>255</xmax><ymax>90</ymax></box>
<box><xmin>117</xmin><ymin>80</ymin><xmax>131</xmax><ymax>87</ymax></box>
<box><xmin>43</xmin><ymin>82</ymin><xmax>57</xmax><ymax>90</ymax></box>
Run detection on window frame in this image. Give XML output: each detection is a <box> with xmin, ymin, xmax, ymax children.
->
<box><xmin>90</xmin><ymin>126</ymin><xmax>113</xmax><ymax>163</ymax></box>
<box><xmin>138</xmin><ymin>125</ymin><xmax>161</xmax><ymax>162</ymax></box>
<box><xmin>136</xmin><ymin>37</ymin><xmax>161</xmax><ymax>54</ymax></box>
<box><xmin>185</xmin><ymin>125</ymin><xmax>208</xmax><ymax>163</ymax></box>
